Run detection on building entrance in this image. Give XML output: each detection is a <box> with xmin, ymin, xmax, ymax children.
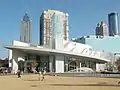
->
<box><xmin>24</xmin><ymin>55</ymin><xmax>49</xmax><ymax>73</ymax></box>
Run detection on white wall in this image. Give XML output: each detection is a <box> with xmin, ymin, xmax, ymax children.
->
<box><xmin>55</xmin><ymin>55</ymin><xmax>64</xmax><ymax>73</ymax></box>
<box><xmin>12</xmin><ymin>40</ymin><xmax>30</xmax><ymax>47</ymax></box>
<box><xmin>96</xmin><ymin>63</ymin><xmax>106</xmax><ymax>72</ymax></box>
<box><xmin>8</xmin><ymin>40</ymin><xmax>29</xmax><ymax>69</ymax></box>
<box><xmin>64</xmin><ymin>40</ymin><xmax>93</xmax><ymax>53</ymax></box>
<box><xmin>63</xmin><ymin>40</ymin><xmax>113</xmax><ymax>61</ymax></box>
<box><xmin>11</xmin><ymin>50</ymin><xmax>26</xmax><ymax>74</ymax></box>
<box><xmin>37</xmin><ymin>46</ymin><xmax>44</xmax><ymax>48</ymax></box>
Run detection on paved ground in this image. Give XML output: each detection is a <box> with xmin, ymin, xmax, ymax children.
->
<box><xmin>0</xmin><ymin>74</ymin><xmax>120</xmax><ymax>90</ymax></box>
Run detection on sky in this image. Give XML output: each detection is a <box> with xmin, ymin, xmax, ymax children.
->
<box><xmin>0</xmin><ymin>0</ymin><xmax>120</xmax><ymax>58</ymax></box>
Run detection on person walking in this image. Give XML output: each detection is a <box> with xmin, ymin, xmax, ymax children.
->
<box><xmin>38</xmin><ymin>66</ymin><xmax>45</xmax><ymax>81</ymax></box>
<box><xmin>41</xmin><ymin>67</ymin><xmax>45</xmax><ymax>81</ymax></box>
<box><xmin>38</xmin><ymin>66</ymin><xmax>42</xmax><ymax>81</ymax></box>
<box><xmin>17</xmin><ymin>70</ymin><xmax>21</xmax><ymax>78</ymax></box>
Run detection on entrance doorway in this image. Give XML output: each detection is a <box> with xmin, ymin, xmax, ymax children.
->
<box><xmin>68</xmin><ymin>60</ymin><xmax>77</xmax><ymax>71</ymax></box>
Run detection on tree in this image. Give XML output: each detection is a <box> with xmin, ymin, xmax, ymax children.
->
<box><xmin>105</xmin><ymin>62</ymin><xmax>113</xmax><ymax>71</ymax></box>
<box><xmin>115</xmin><ymin>58</ymin><xmax>120</xmax><ymax>72</ymax></box>
<box><xmin>105</xmin><ymin>61</ymin><xmax>117</xmax><ymax>72</ymax></box>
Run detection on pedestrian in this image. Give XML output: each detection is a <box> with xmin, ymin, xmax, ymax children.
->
<box><xmin>5</xmin><ymin>69</ymin><xmax>8</xmax><ymax>75</ymax></box>
<box><xmin>40</xmin><ymin>67</ymin><xmax>45</xmax><ymax>81</ymax></box>
<box><xmin>38</xmin><ymin>66</ymin><xmax>41</xmax><ymax>81</ymax></box>
<box><xmin>17</xmin><ymin>70</ymin><xmax>21</xmax><ymax>78</ymax></box>
<box><xmin>38</xmin><ymin>67</ymin><xmax>45</xmax><ymax>81</ymax></box>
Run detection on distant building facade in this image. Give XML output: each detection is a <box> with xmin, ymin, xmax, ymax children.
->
<box><xmin>40</xmin><ymin>10</ymin><xmax>69</xmax><ymax>47</ymax></box>
<box><xmin>96</xmin><ymin>21</ymin><xmax>109</xmax><ymax>36</ymax></box>
<box><xmin>0</xmin><ymin>58</ymin><xmax>8</xmax><ymax>67</ymax></box>
<box><xmin>20</xmin><ymin>13</ymin><xmax>32</xmax><ymax>43</ymax></box>
<box><xmin>108</xmin><ymin>12</ymin><xmax>119</xmax><ymax>36</ymax></box>
<box><xmin>72</xmin><ymin>35</ymin><xmax>120</xmax><ymax>53</ymax></box>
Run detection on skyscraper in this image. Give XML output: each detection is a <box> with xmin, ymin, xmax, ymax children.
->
<box><xmin>108</xmin><ymin>12</ymin><xmax>119</xmax><ymax>36</ymax></box>
<box><xmin>40</xmin><ymin>10</ymin><xmax>69</xmax><ymax>47</ymax></box>
<box><xmin>20</xmin><ymin>13</ymin><xmax>32</xmax><ymax>43</ymax></box>
<box><xmin>50</xmin><ymin>11</ymin><xmax>64</xmax><ymax>50</ymax></box>
<box><xmin>96</xmin><ymin>23</ymin><xmax>101</xmax><ymax>36</ymax></box>
<box><xmin>96</xmin><ymin>21</ymin><xmax>109</xmax><ymax>36</ymax></box>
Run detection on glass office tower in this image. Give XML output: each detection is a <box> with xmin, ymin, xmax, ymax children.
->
<box><xmin>108</xmin><ymin>12</ymin><xmax>119</xmax><ymax>36</ymax></box>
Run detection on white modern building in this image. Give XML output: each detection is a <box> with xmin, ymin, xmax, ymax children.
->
<box><xmin>4</xmin><ymin>10</ymin><xmax>113</xmax><ymax>74</ymax></box>
<box><xmin>5</xmin><ymin>40</ymin><xmax>111</xmax><ymax>74</ymax></box>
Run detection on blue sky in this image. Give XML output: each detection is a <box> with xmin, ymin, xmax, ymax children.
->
<box><xmin>0</xmin><ymin>0</ymin><xmax>120</xmax><ymax>58</ymax></box>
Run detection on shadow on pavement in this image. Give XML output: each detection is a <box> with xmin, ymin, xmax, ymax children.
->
<box><xmin>50</xmin><ymin>83</ymin><xmax>120</xmax><ymax>87</ymax></box>
<box><xmin>23</xmin><ymin>79</ymin><xmax>39</xmax><ymax>81</ymax></box>
<box><xmin>30</xmin><ymin>85</ymin><xmax>38</xmax><ymax>87</ymax></box>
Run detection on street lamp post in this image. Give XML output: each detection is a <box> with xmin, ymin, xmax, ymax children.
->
<box><xmin>113</xmin><ymin>53</ymin><xmax>116</xmax><ymax>72</ymax></box>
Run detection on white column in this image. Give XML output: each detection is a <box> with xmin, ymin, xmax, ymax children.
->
<box><xmin>64</xmin><ymin>56</ymin><xmax>69</xmax><ymax>72</ymax></box>
<box><xmin>76</xmin><ymin>59</ymin><xmax>79</xmax><ymax>72</ymax></box>
<box><xmin>55</xmin><ymin>55</ymin><xmax>64</xmax><ymax>73</ymax></box>
<box><xmin>24</xmin><ymin>62</ymin><xmax>27</xmax><ymax>73</ymax></box>
<box><xmin>12</xmin><ymin>50</ymin><xmax>18</xmax><ymax>74</ymax></box>
<box><xmin>86</xmin><ymin>61</ymin><xmax>90</xmax><ymax>67</ymax></box>
<box><xmin>96</xmin><ymin>63</ymin><xmax>99</xmax><ymax>72</ymax></box>
<box><xmin>80</xmin><ymin>62</ymin><xmax>81</xmax><ymax>68</ymax></box>
<box><xmin>65</xmin><ymin>64</ymin><xmax>68</xmax><ymax>72</ymax></box>
<box><xmin>8</xmin><ymin>50</ymin><xmax>12</xmax><ymax>67</ymax></box>
<box><xmin>49</xmin><ymin>55</ymin><xmax>54</xmax><ymax>72</ymax></box>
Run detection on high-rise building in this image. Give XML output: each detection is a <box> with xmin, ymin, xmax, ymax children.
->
<box><xmin>108</xmin><ymin>12</ymin><xmax>119</xmax><ymax>36</ymax></box>
<box><xmin>96</xmin><ymin>21</ymin><xmax>109</xmax><ymax>36</ymax></box>
<box><xmin>40</xmin><ymin>10</ymin><xmax>69</xmax><ymax>46</ymax></box>
<box><xmin>20</xmin><ymin>13</ymin><xmax>32</xmax><ymax>43</ymax></box>
<box><xmin>96</xmin><ymin>23</ymin><xmax>101</xmax><ymax>35</ymax></box>
<box><xmin>50</xmin><ymin>11</ymin><xmax>65</xmax><ymax>50</ymax></box>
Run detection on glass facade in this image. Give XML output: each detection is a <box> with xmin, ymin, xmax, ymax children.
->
<box><xmin>50</xmin><ymin>11</ymin><xmax>64</xmax><ymax>50</ymax></box>
<box><xmin>24</xmin><ymin>54</ymin><xmax>49</xmax><ymax>73</ymax></box>
<box><xmin>108</xmin><ymin>12</ymin><xmax>119</xmax><ymax>36</ymax></box>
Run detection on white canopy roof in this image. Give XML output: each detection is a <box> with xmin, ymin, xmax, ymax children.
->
<box><xmin>4</xmin><ymin>45</ymin><xmax>109</xmax><ymax>63</ymax></box>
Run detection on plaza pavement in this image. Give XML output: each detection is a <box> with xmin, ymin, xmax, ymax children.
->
<box><xmin>0</xmin><ymin>74</ymin><xmax>120</xmax><ymax>90</ymax></box>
